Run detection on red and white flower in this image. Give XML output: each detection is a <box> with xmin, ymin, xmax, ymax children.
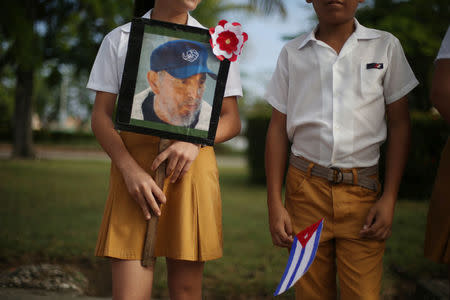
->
<box><xmin>209</xmin><ymin>20</ymin><xmax>248</xmax><ymax>62</ymax></box>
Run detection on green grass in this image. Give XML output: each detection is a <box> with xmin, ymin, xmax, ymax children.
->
<box><xmin>384</xmin><ymin>201</ymin><xmax>446</xmax><ymax>279</ymax></box>
<box><xmin>0</xmin><ymin>159</ymin><xmax>109</xmax><ymax>261</ymax></box>
<box><xmin>0</xmin><ymin>159</ymin><xmax>445</xmax><ymax>298</ymax></box>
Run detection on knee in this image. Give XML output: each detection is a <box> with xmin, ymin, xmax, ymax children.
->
<box><xmin>166</xmin><ymin>259</ymin><xmax>204</xmax><ymax>300</ymax></box>
<box><xmin>169</xmin><ymin>280</ymin><xmax>201</xmax><ymax>300</ymax></box>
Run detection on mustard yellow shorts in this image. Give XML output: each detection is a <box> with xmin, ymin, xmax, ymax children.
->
<box><xmin>285</xmin><ymin>163</ymin><xmax>385</xmax><ymax>300</ymax></box>
<box><xmin>95</xmin><ymin>131</ymin><xmax>222</xmax><ymax>261</ymax></box>
<box><xmin>424</xmin><ymin>138</ymin><xmax>450</xmax><ymax>264</ymax></box>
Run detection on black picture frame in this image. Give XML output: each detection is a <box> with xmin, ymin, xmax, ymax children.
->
<box><xmin>115</xmin><ymin>18</ymin><xmax>230</xmax><ymax>146</ymax></box>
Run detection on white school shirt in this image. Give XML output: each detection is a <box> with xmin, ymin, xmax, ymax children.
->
<box><xmin>265</xmin><ymin>19</ymin><xmax>419</xmax><ymax>168</ymax></box>
<box><xmin>436</xmin><ymin>26</ymin><xmax>450</xmax><ymax>61</ymax></box>
<box><xmin>87</xmin><ymin>10</ymin><xmax>243</xmax><ymax>98</ymax></box>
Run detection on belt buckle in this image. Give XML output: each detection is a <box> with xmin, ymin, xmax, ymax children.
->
<box><xmin>330</xmin><ymin>167</ymin><xmax>343</xmax><ymax>184</ymax></box>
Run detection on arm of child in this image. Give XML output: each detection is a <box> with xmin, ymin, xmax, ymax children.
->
<box><xmin>266</xmin><ymin>108</ymin><xmax>294</xmax><ymax>248</ymax></box>
<box><xmin>151</xmin><ymin>96</ymin><xmax>241</xmax><ymax>183</ymax></box>
<box><xmin>360</xmin><ymin>96</ymin><xmax>411</xmax><ymax>240</ymax></box>
<box><xmin>91</xmin><ymin>91</ymin><xmax>166</xmax><ymax>220</ymax></box>
<box><xmin>214</xmin><ymin>96</ymin><xmax>241</xmax><ymax>143</ymax></box>
<box><xmin>430</xmin><ymin>59</ymin><xmax>450</xmax><ymax>123</ymax></box>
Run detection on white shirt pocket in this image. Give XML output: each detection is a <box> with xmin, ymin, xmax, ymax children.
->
<box><xmin>360</xmin><ymin>62</ymin><xmax>385</xmax><ymax>100</ymax></box>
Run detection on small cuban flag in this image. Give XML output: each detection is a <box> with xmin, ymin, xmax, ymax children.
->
<box><xmin>274</xmin><ymin>218</ymin><xmax>324</xmax><ymax>296</ymax></box>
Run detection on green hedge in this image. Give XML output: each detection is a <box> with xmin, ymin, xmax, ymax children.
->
<box><xmin>380</xmin><ymin>111</ymin><xmax>448</xmax><ymax>199</ymax></box>
<box><xmin>0</xmin><ymin>129</ymin><xmax>97</xmax><ymax>145</ymax></box>
<box><xmin>33</xmin><ymin>130</ymin><xmax>96</xmax><ymax>144</ymax></box>
<box><xmin>246</xmin><ymin>115</ymin><xmax>270</xmax><ymax>184</ymax></box>
<box><xmin>246</xmin><ymin>110</ymin><xmax>448</xmax><ymax>199</ymax></box>
<box><xmin>245</xmin><ymin>102</ymin><xmax>272</xmax><ymax>184</ymax></box>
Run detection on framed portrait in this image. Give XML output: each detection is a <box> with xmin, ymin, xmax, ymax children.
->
<box><xmin>115</xmin><ymin>18</ymin><xmax>230</xmax><ymax>146</ymax></box>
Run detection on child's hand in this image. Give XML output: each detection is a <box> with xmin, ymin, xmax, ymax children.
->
<box><xmin>151</xmin><ymin>141</ymin><xmax>200</xmax><ymax>183</ymax></box>
<box><xmin>360</xmin><ymin>194</ymin><xmax>396</xmax><ymax>240</ymax></box>
<box><xmin>269</xmin><ymin>203</ymin><xmax>294</xmax><ymax>248</ymax></box>
<box><xmin>122</xmin><ymin>164</ymin><xmax>166</xmax><ymax>220</ymax></box>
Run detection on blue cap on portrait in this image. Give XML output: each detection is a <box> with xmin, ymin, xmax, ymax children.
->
<box><xmin>150</xmin><ymin>39</ymin><xmax>217</xmax><ymax>80</ymax></box>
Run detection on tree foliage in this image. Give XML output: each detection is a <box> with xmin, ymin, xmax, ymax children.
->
<box><xmin>1</xmin><ymin>0</ymin><xmax>133</xmax><ymax>78</ymax></box>
<box><xmin>191</xmin><ymin>0</ymin><xmax>255</xmax><ymax>27</ymax></box>
<box><xmin>247</xmin><ymin>0</ymin><xmax>286</xmax><ymax>16</ymax></box>
<box><xmin>0</xmin><ymin>67</ymin><xmax>15</xmax><ymax>136</ymax></box>
<box><xmin>0</xmin><ymin>0</ymin><xmax>133</xmax><ymax>157</ymax></box>
<box><xmin>356</xmin><ymin>0</ymin><xmax>450</xmax><ymax>110</ymax></box>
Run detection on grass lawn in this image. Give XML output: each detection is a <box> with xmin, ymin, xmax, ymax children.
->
<box><xmin>0</xmin><ymin>159</ymin><xmax>445</xmax><ymax>299</ymax></box>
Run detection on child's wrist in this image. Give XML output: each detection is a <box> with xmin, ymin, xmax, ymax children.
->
<box><xmin>379</xmin><ymin>192</ymin><xmax>397</xmax><ymax>205</ymax></box>
<box><xmin>267</xmin><ymin>196</ymin><xmax>284</xmax><ymax>208</ymax></box>
<box><xmin>116</xmin><ymin>155</ymin><xmax>139</xmax><ymax>174</ymax></box>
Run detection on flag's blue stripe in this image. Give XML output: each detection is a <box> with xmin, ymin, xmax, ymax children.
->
<box><xmin>286</xmin><ymin>244</ymin><xmax>306</xmax><ymax>290</ymax></box>
<box><xmin>274</xmin><ymin>237</ymin><xmax>299</xmax><ymax>296</ymax></box>
<box><xmin>303</xmin><ymin>221</ymin><xmax>323</xmax><ymax>274</ymax></box>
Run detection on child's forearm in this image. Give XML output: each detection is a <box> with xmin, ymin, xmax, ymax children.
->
<box><xmin>430</xmin><ymin>59</ymin><xmax>450</xmax><ymax>123</ymax></box>
<box><xmin>383</xmin><ymin>97</ymin><xmax>411</xmax><ymax>201</ymax></box>
<box><xmin>359</xmin><ymin>97</ymin><xmax>410</xmax><ymax>240</ymax></box>
<box><xmin>91</xmin><ymin>91</ymin><xmax>166</xmax><ymax>217</ymax></box>
<box><xmin>214</xmin><ymin>96</ymin><xmax>241</xmax><ymax>144</ymax></box>
<box><xmin>265</xmin><ymin>109</ymin><xmax>294</xmax><ymax>247</ymax></box>
<box><xmin>265</xmin><ymin>109</ymin><xmax>289</xmax><ymax>209</ymax></box>
<box><xmin>91</xmin><ymin>92</ymin><xmax>140</xmax><ymax>174</ymax></box>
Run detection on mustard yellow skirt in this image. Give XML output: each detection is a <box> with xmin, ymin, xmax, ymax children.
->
<box><xmin>95</xmin><ymin>131</ymin><xmax>222</xmax><ymax>261</ymax></box>
<box><xmin>424</xmin><ymin>138</ymin><xmax>450</xmax><ymax>264</ymax></box>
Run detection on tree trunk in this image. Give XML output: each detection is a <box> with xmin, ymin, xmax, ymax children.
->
<box><xmin>13</xmin><ymin>65</ymin><xmax>35</xmax><ymax>158</ymax></box>
<box><xmin>134</xmin><ymin>0</ymin><xmax>154</xmax><ymax>17</ymax></box>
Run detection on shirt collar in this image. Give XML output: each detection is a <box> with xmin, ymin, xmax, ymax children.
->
<box><xmin>353</xmin><ymin>19</ymin><xmax>381</xmax><ymax>40</ymax></box>
<box><xmin>297</xmin><ymin>18</ymin><xmax>381</xmax><ymax>50</ymax></box>
<box><xmin>121</xmin><ymin>9</ymin><xmax>195</xmax><ymax>32</ymax></box>
<box><xmin>143</xmin><ymin>9</ymin><xmax>195</xmax><ymax>25</ymax></box>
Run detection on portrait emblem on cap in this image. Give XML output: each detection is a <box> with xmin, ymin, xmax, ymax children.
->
<box><xmin>182</xmin><ymin>49</ymin><xmax>199</xmax><ymax>63</ymax></box>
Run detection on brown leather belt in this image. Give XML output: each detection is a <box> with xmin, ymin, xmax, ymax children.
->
<box><xmin>289</xmin><ymin>154</ymin><xmax>379</xmax><ymax>192</ymax></box>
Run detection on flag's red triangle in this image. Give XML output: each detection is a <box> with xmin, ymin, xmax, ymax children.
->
<box><xmin>296</xmin><ymin>219</ymin><xmax>323</xmax><ymax>248</ymax></box>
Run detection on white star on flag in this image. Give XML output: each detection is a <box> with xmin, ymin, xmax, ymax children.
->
<box><xmin>274</xmin><ymin>218</ymin><xmax>324</xmax><ymax>296</ymax></box>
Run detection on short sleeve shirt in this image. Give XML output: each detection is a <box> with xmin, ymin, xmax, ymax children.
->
<box><xmin>87</xmin><ymin>10</ymin><xmax>243</xmax><ymax>98</ymax></box>
<box><xmin>436</xmin><ymin>26</ymin><xmax>450</xmax><ymax>61</ymax></box>
<box><xmin>265</xmin><ymin>19</ymin><xmax>419</xmax><ymax>168</ymax></box>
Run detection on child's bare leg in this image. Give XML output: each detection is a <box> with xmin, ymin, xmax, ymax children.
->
<box><xmin>166</xmin><ymin>258</ymin><xmax>204</xmax><ymax>300</ymax></box>
<box><xmin>111</xmin><ymin>259</ymin><xmax>154</xmax><ymax>300</ymax></box>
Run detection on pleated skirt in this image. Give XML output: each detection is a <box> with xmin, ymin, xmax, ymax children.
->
<box><xmin>95</xmin><ymin>131</ymin><xmax>222</xmax><ymax>261</ymax></box>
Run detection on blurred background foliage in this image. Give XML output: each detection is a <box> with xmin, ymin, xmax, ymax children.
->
<box><xmin>356</xmin><ymin>0</ymin><xmax>450</xmax><ymax>111</ymax></box>
<box><xmin>0</xmin><ymin>0</ymin><xmax>134</xmax><ymax>156</ymax></box>
<box><xmin>0</xmin><ymin>0</ymin><xmax>449</xmax><ymax>196</ymax></box>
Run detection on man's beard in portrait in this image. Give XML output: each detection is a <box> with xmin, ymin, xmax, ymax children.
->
<box><xmin>179</xmin><ymin>101</ymin><xmax>201</xmax><ymax>127</ymax></box>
